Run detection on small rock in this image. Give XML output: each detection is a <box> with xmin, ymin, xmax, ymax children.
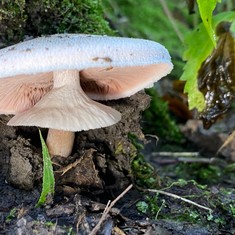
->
<box><xmin>16</xmin><ymin>217</ymin><xmax>27</xmax><ymax>227</ymax></box>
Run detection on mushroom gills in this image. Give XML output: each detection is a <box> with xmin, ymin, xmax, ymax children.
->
<box><xmin>7</xmin><ymin>70</ymin><xmax>121</xmax><ymax>131</ymax></box>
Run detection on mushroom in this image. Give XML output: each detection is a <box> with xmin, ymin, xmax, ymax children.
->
<box><xmin>0</xmin><ymin>34</ymin><xmax>173</xmax><ymax>157</ymax></box>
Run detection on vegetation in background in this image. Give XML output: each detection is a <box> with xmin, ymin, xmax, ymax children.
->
<box><xmin>108</xmin><ymin>1</ymin><xmax>235</xmax><ymax>231</ymax></box>
<box><xmin>129</xmin><ymin>133</ymin><xmax>161</xmax><ymax>188</ymax></box>
<box><xmin>25</xmin><ymin>0</ymin><xmax>113</xmax><ymax>36</ymax></box>
<box><xmin>102</xmin><ymin>0</ymin><xmax>192</xmax><ymax>78</ymax></box>
<box><xmin>142</xmin><ymin>88</ymin><xmax>183</xmax><ymax>143</ymax></box>
<box><xmin>131</xmin><ymin>126</ymin><xmax>235</xmax><ymax>228</ymax></box>
<box><xmin>136</xmin><ymin>179</ymin><xmax>235</xmax><ymax>228</ymax></box>
<box><xmin>103</xmin><ymin>0</ymin><xmax>235</xmax><ymax>128</ymax></box>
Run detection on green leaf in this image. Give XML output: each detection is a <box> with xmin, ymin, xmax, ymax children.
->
<box><xmin>36</xmin><ymin>129</ymin><xmax>55</xmax><ymax>207</ymax></box>
<box><xmin>181</xmin><ymin>11</ymin><xmax>235</xmax><ymax>111</ymax></box>
<box><xmin>196</xmin><ymin>0</ymin><xmax>220</xmax><ymax>47</ymax></box>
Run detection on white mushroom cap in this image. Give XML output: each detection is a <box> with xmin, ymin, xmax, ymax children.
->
<box><xmin>0</xmin><ymin>34</ymin><xmax>173</xmax><ymax>132</ymax></box>
<box><xmin>0</xmin><ymin>34</ymin><xmax>172</xmax><ymax>79</ymax></box>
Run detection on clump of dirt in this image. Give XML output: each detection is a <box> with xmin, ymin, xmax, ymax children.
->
<box><xmin>0</xmin><ymin>116</ymin><xmax>16</xmax><ymax>177</ymax></box>
<box><xmin>56</xmin><ymin>149</ymin><xmax>103</xmax><ymax>192</ymax></box>
<box><xmin>8</xmin><ymin>137</ymin><xmax>42</xmax><ymax>190</ymax></box>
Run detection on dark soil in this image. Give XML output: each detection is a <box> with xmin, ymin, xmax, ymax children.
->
<box><xmin>0</xmin><ymin>92</ymin><xmax>152</xmax><ymax>234</ymax></box>
<box><xmin>1</xmin><ymin>92</ymin><xmax>235</xmax><ymax>234</ymax></box>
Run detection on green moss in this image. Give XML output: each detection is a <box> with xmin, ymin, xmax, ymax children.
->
<box><xmin>0</xmin><ymin>0</ymin><xmax>26</xmax><ymax>44</ymax></box>
<box><xmin>0</xmin><ymin>0</ymin><xmax>113</xmax><ymax>46</ymax></box>
<box><xmin>25</xmin><ymin>0</ymin><xmax>114</xmax><ymax>36</ymax></box>
<box><xmin>135</xmin><ymin>179</ymin><xmax>235</xmax><ymax>226</ymax></box>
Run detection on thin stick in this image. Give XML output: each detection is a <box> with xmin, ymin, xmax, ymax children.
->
<box><xmin>113</xmin><ymin>226</ymin><xmax>126</xmax><ymax>235</ymax></box>
<box><xmin>147</xmin><ymin>188</ymin><xmax>213</xmax><ymax>213</ymax></box>
<box><xmin>152</xmin><ymin>157</ymin><xmax>217</xmax><ymax>164</ymax></box>
<box><xmin>159</xmin><ymin>0</ymin><xmax>184</xmax><ymax>42</ymax></box>
<box><xmin>151</xmin><ymin>152</ymin><xmax>200</xmax><ymax>158</ymax></box>
<box><xmin>90</xmin><ymin>184</ymin><xmax>133</xmax><ymax>235</ymax></box>
<box><xmin>76</xmin><ymin>212</ymin><xmax>86</xmax><ymax>234</ymax></box>
<box><xmin>176</xmin><ymin>157</ymin><xmax>216</xmax><ymax>164</ymax></box>
<box><xmin>216</xmin><ymin>130</ymin><xmax>235</xmax><ymax>155</ymax></box>
<box><xmin>151</xmin><ymin>152</ymin><xmax>218</xmax><ymax>164</ymax></box>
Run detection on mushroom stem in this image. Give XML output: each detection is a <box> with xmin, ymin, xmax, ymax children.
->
<box><xmin>46</xmin><ymin>129</ymin><xmax>75</xmax><ymax>157</ymax></box>
<box><xmin>45</xmin><ymin>71</ymin><xmax>78</xmax><ymax>157</ymax></box>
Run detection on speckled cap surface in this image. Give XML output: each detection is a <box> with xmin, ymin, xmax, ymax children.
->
<box><xmin>0</xmin><ymin>34</ymin><xmax>172</xmax><ymax>78</ymax></box>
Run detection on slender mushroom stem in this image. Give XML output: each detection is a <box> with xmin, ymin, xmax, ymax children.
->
<box><xmin>45</xmin><ymin>70</ymin><xmax>86</xmax><ymax>157</ymax></box>
<box><xmin>45</xmin><ymin>70</ymin><xmax>78</xmax><ymax>157</ymax></box>
<box><xmin>46</xmin><ymin>129</ymin><xmax>75</xmax><ymax>157</ymax></box>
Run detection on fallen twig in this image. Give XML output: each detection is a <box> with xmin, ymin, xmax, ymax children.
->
<box><xmin>113</xmin><ymin>226</ymin><xmax>126</xmax><ymax>235</ymax></box>
<box><xmin>76</xmin><ymin>212</ymin><xmax>86</xmax><ymax>234</ymax></box>
<box><xmin>90</xmin><ymin>184</ymin><xmax>133</xmax><ymax>235</ymax></box>
<box><xmin>55</xmin><ymin>158</ymin><xmax>82</xmax><ymax>176</ymax></box>
<box><xmin>147</xmin><ymin>188</ymin><xmax>213</xmax><ymax>213</ymax></box>
<box><xmin>55</xmin><ymin>148</ymin><xmax>96</xmax><ymax>175</ymax></box>
<box><xmin>151</xmin><ymin>151</ymin><xmax>200</xmax><ymax>158</ymax></box>
<box><xmin>216</xmin><ymin>130</ymin><xmax>235</xmax><ymax>155</ymax></box>
<box><xmin>151</xmin><ymin>152</ymin><xmax>218</xmax><ymax>165</ymax></box>
<box><xmin>152</xmin><ymin>157</ymin><xmax>216</xmax><ymax>164</ymax></box>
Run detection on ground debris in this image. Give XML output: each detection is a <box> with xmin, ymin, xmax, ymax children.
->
<box><xmin>180</xmin><ymin>117</ymin><xmax>235</xmax><ymax>161</ymax></box>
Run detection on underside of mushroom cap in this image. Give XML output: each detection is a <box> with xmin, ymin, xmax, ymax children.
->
<box><xmin>0</xmin><ymin>73</ymin><xmax>53</xmax><ymax>114</ymax></box>
<box><xmin>80</xmin><ymin>63</ymin><xmax>173</xmax><ymax>100</ymax></box>
<box><xmin>8</xmin><ymin>82</ymin><xmax>121</xmax><ymax>131</ymax></box>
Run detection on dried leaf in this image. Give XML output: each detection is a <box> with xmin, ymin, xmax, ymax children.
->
<box><xmin>198</xmin><ymin>22</ymin><xmax>235</xmax><ymax>128</ymax></box>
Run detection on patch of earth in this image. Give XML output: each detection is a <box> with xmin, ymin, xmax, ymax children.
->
<box><xmin>1</xmin><ymin>92</ymin><xmax>235</xmax><ymax>234</ymax></box>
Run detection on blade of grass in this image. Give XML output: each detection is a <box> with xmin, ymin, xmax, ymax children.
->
<box><xmin>36</xmin><ymin>129</ymin><xmax>55</xmax><ymax>207</ymax></box>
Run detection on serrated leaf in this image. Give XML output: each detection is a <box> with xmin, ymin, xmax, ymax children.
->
<box><xmin>197</xmin><ymin>0</ymin><xmax>221</xmax><ymax>47</ymax></box>
<box><xmin>36</xmin><ymin>129</ymin><xmax>55</xmax><ymax>207</ymax></box>
<box><xmin>180</xmin><ymin>11</ymin><xmax>235</xmax><ymax>111</ymax></box>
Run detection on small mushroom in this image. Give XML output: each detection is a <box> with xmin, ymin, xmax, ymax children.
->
<box><xmin>0</xmin><ymin>34</ymin><xmax>173</xmax><ymax>157</ymax></box>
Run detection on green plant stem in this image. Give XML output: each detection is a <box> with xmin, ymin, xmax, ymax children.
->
<box><xmin>158</xmin><ymin>0</ymin><xmax>184</xmax><ymax>42</ymax></box>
